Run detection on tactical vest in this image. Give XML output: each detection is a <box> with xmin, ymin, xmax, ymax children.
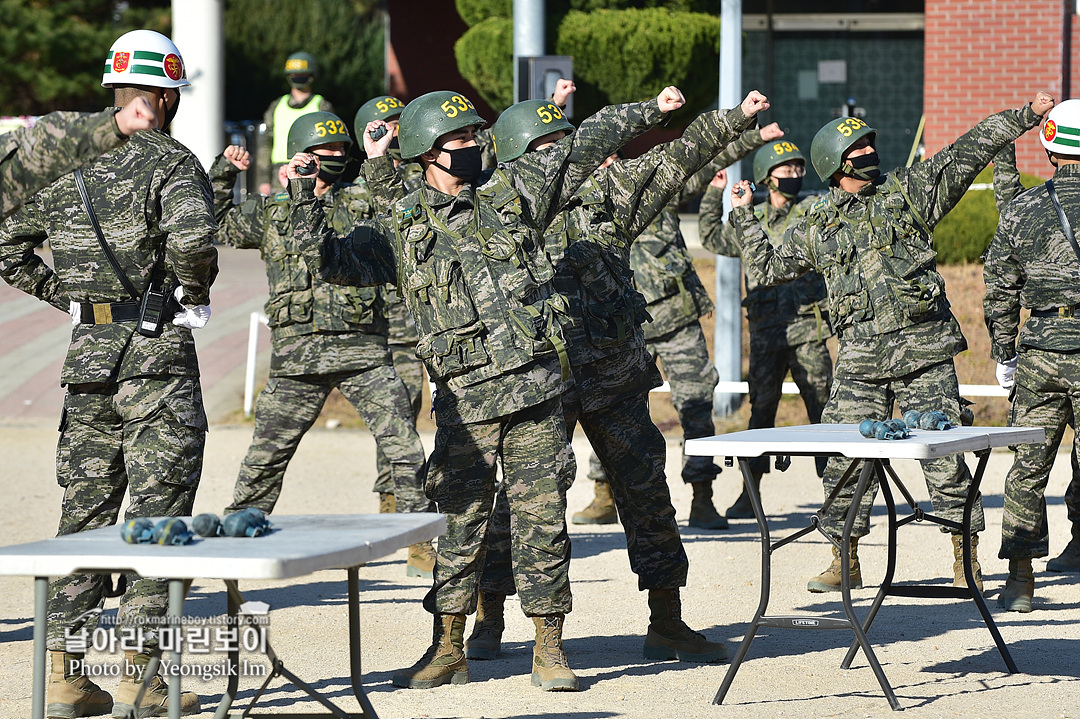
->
<box><xmin>548</xmin><ymin>176</ymin><xmax>650</xmax><ymax>359</ymax></box>
<box><xmin>270</xmin><ymin>94</ymin><xmax>325</xmax><ymax>164</ymax></box>
<box><xmin>809</xmin><ymin>176</ymin><xmax>946</xmax><ymax>336</ymax></box>
<box><xmin>392</xmin><ymin>170</ymin><xmax>570</xmax><ymax>391</ymax></box>
<box><xmin>631</xmin><ymin>208</ymin><xmax>714</xmax><ymax>336</ymax></box>
<box><xmin>261</xmin><ymin>188</ymin><xmax>381</xmax><ymax>337</ymax></box>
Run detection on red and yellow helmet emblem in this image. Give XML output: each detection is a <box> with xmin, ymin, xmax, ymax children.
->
<box><xmin>112</xmin><ymin>51</ymin><xmax>130</xmax><ymax>73</ymax></box>
<box><xmin>164</xmin><ymin>54</ymin><xmax>184</xmax><ymax>82</ymax></box>
<box><xmin>1044</xmin><ymin>120</ymin><xmax>1058</xmax><ymax>143</ymax></box>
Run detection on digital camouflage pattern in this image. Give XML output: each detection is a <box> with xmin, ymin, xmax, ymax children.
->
<box><xmin>0</xmin><ymin>126</ymin><xmax>217</xmax><ymax>650</ymax></box>
<box><xmin>699</xmin><ymin>183</ymin><xmax>833</xmax><ymax>476</ymax></box>
<box><xmin>479</xmin><ymin>102</ymin><xmax>760</xmax><ymax>599</ymax></box>
<box><xmin>735</xmin><ymin>104</ymin><xmax>1043</xmax><ymax>538</ymax></box>
<box><xmin>984</xmin><ymin>160</ymin><xmax>1080</xmax><ymax>559</ymax></box>
<box><xmin>290</xmin><ymin>97</ymin><xmax>668</xmax><ymax>618</ymax></box>
<box><xmin>0</xmin><ymin>109</ymin><xmax>130</xmax><ymax>222</ymax></box>
<box><xmin>208</xmin><ymin>155</ymin><xmax>430</xmax><ymax>514</ymax></box>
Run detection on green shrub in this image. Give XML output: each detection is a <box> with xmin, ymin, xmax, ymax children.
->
<box><xmin>555</xmin><ymin>8</ymin><xmax>721</xmax><ymax>119</ymax></box>
<box><xmin>455</xmin><ymin>17</ymin><xmax>515</xmax><ymax>112</ymax></box>
<box><xmin>933</xmin><ymin>167</ymin><xmax>1043</xmax><ymax>264</ymax></box>
<box><xmin>456</xmin><ymin>0</ymin><xmax>512</xmax><ymax>26</ymax></box>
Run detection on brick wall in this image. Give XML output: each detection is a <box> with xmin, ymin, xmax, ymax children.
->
<box><xmin>925</xmin><ymin>0</ymin><xmax>1078</xmax><ymax>178</ymax></box>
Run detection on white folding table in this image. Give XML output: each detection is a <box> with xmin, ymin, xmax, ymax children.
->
<box><xmin>685</xmin><ymin>424</ymin><xmax>1044</xmax><ymax>711</ymax></box>
<box><xmin>0</xmin><ymin>512</ymin><xmax>445</xmax><ymax>719</ymax></box>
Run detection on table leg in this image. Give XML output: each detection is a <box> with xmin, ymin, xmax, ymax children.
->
<box><xmin>32</xmin><ymin>576</ymin><xmax>47</xmax><ymax>719</ymax></box>
<box><xmin>348</xmin><ymin>567</ymin><xmax>379</xmax><ymax>719</ymax></box>
<box><xmin>842</xmin><ymin>460</ymin><xmax>901</xmax><ymax>711</ymax></box>
<box><xmin>212</xmin><ymin>581</ymin><xmax>243</xmax><ymax>719</ymax></box>
<box><xmin>713</xmin><ymin>459</ymin><xmax>772</xmax><ymax>706</ymax></box>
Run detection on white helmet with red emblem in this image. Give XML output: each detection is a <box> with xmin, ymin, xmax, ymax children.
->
<box><xmin>101</xmin><ymin>30</ymin><xmax>189</xmax><ymax>89</ymax></box>
<box><xmin>1041</xmin><ymin>99</ymin><xmax>1080</xmax><ymax>157</ymax></box>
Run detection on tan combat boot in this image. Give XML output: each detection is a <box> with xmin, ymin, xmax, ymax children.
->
<box><xmin>1047</xmin><ymin>529</ymin><xmax>1080</xmax><ymax>572</ymax></box>
<box><xmin>465</xmin><ymin>591</ymin><xmax>506</xmax><ymax>660</ymax></box>
<box><xmin>643</xmin><ymin>588</ymin><xmax>729</xmax><ymax>663</ymax></box>
<box><xmin>688</xmin><ymin>481</ymin><xmax>728</xmax><ymax>529</ymax></box>
<box><xmin>725</xmin><ymin>472</ymin><xmax>762</xmax><ymax>519</ymax></box>
<box><xmin>113</xmin><ymin>650</ymin><xmax>200</xmax><ymax>717</ymax></box>
<box><xmin>379</xmin><ymin>492</ymin><xmax>397</xmax><ymax>514</ymax></box>
<box><xmin>571</xmin><ymin>481</ymin><xmax>618</xmax><ymax>525</ymax></box>
<box><xmin>46</xmin><ymin>650</ymin><xmax>112</xmax><ymax>719</ymax></box>
<box><xmin>531</xmin><ymin>615</ymin><xmax>579</xmax><ymax>691</ymax></box>
<box><xmin>807</xmin><ymin>538</ymin><xmax>862</xmax><ymax>593</ymax></box>
<box><xmin>951</xmin><ymin>533</ymin><xmax>983</xmax><ymax>591</ymax></box>
<box><xmin>392</xmin><ymin>613</ymin><xmax>469</xmax><ymax>689</ymax></box>
<box><xmin>997</xmin><ymin>558</ymin><xmax>1035</xmax><ymax>613</ymax></box>
<box><xmin>407</xmin><ymin>540</ymin><xmax>436</xmax><ymax>579</ymax></box>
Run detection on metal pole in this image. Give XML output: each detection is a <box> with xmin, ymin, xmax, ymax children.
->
<box><xmin>513</xmin><ymin>0</ymin><xmax>546</xmax><ymax>104</ymax></box>
<box><xmin>714</xmin><ymin>0</ymin><xmax>743</xmax><ymax>416</ymax></box>
<box><xmin>170</xmin><ymin>0</ymin><xmax>225</xmax><ymax>170</ymax></box>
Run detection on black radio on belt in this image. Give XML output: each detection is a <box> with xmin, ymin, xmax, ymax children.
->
<box><xmin>138</xmin><ymin>283</ymin><xmax>169</xmax><ymax>337</ymax></box>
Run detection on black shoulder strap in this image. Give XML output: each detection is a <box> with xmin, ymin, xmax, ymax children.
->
<box><xmin>74</xmin><ymin>168</ymin><xmax>141</xmax><ymax>300</ymax></box>
<box><xmin>1046</xmin><ymin>179</ymin><xmax>1080</xmax><ymax>266</ymax></box>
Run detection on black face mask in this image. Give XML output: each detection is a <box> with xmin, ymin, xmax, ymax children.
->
<box><xmin>161</xmin><ymin>92</ymin><xmax>180</xmax><ymax>131</ymax></box>
<box><xmin>314</xmin><ymin>155</ymin><xmax>347</xmax><ymax>183</ymax></box>
<box><xmin>771</xmin><ymin>176</ymin><xmax>803</xmax><ymax>199</ymax></box>
<box><xmin>433</xmin><ymin>144</ymin><xmax>483</xmax><ymax>182</ymax></box>
<box><xmin>288</xmin><ymin>74</ymin><xmax>312</xmax><ymax>89</ymax></box>
<box><xmin>843</xmin><ymin>151</ymin><xmax>881</xmax><ymax>180</ymax></box>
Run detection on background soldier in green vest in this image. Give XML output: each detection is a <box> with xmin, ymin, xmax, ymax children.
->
<box><xmin>983</xmin><ymin>99</ymin><xmax>1080</xmax><ymax>612</ymax></box>
<box><xmin>571</xmin><ymin>122</ymin><xmax>785</xmax><ymax>530</ymax></box>
<box><xmin>465</xmin><ymin>90</ymin><xmax>769</xmax><ymax>670</ymax></box>
<box><xmin>698</xmin><ymin>140</ymin><xmax>834</xmax><ymax>518</ymax></box>
<box><xmin>256</xmin><ymin>51</ymin><xmax>335</xmax><ymax>196</ymax></box>
<box><xmin>731</xmin><ymin>91</ymin><xmax>1055</xmax><ymax>595</ymax></box>
<box><xmin>289</xmin><ymin>86</ymin><xmax>689</xmax><ymax>692</ymax></box>
<box><xmin>354</xmin><ymin>94</ymin><xmax>427</xmax><ymax>515</ymax></box>
<box><xmin>210</xmin><ymin>112</ymin><xmax>435</xmax><ymax>578</ymax></box>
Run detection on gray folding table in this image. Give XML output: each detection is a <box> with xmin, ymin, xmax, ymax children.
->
<box><xmin>0</xmin><ymin>512</ymin><xmax>445</xmax><ymax>719</ymax></box>
<box><xmin>685</xmin><ymin>424</ymin><xmax>1043</xmax><ymax>711</ymax></box>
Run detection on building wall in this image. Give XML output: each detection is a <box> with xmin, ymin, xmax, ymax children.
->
<box><xmin>924</xmin><ymin>0</ymin><xmax>1078</xmax><ymax>178</ymax></box>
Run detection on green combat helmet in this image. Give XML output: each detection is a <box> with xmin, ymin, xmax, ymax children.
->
<box><xmin>287</xmin><ymin>111</ymin><xmax>353</xmax><ymax>156</ymax></box>
<box><xmin>355</xmin><ymin>95</ymin><xmax>406</xmax><ymax>136</ymax></box>
<box><xmin>397</xmin><ymin>90</ymin><xmax>485</xmax><ymax>160</ymax></box>
<box><xmin>810</xmin><ymin>116</ymin><xmax>876</xmax><ymax>181</ymax></box>
<box><xmin>492</xmin><ymin>99</ymin><xmax>573</xmax><ymax>163</ymax></box>
<box><xmin>752</xmin><ymin>140</ymin><xmax>805</xmax><ymax>183</ymax></box>
<box><xmin>284</xmin><ymin>51</ymin><xmax>318</xmax><ymax>77</ymax></box>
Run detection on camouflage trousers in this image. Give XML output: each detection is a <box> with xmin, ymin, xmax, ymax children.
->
<box><xmin>589</xmin><ymin>322</ymin><xmax>719</xmax><ymax>485</ymax></box>
<box><xmin>47</xmin><ymin>375</ymin><xmax>207</xmax><ymax>650</ymax></box>
<box><xmin>481</xmin><ymin>370</ymin><xmax>689</xmax><ymax>596</ymax></box>
<box><xmin>424</xmin><ymin>397</ymin><xmax>575</xmax><ymax>617</ymax></box>
<box><xmin>746</xmin><ymin>336</ymin><xmax>833</xmax><ymax>478</ymax></box>
<box><xmin>1000</xmin><ymin>348</ymin><xmax>1080</xmax><ymax>559</ymax></box>
<box><xmin>373</xmin><ymin>343</ymin><xmax>425</xmax><ymax>497</ymax></box>
<box><xmin>820</xmin><ymin>359</ymin><xmax>984</xmax><ymax>539</ymax></box>
<box><xmin>229</xmin><ymin>366</ymin><xmax>430</xmax><ymax>514</ymax></box>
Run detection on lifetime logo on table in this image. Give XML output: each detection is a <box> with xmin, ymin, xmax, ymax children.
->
<box><xmin>63</xmin><ymin>602</ymin><xmax>271</xmax><ymax>681</ymax></box>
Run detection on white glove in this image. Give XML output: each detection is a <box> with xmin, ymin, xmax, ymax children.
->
<box><xmin>996</xmin><ymin>356</ymin><xmax>1018</xmax><ymax>390</ymax></box>
<box><xmin>68</xmin><ymin>300</ymin><xmax>81</xmax><ymax>326</ymax></box>
<box><xmin>171</xmin><ymin>286</ymin><xmax>211</xmax><ymax>329</ymax></box>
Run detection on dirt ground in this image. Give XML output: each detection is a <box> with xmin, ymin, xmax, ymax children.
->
<box><xmin>1</xmin><ymin>421</ymin><xmax>1078</xmax><ymax>719</ymax></box>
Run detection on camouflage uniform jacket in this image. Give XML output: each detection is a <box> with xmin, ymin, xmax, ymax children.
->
<box><xmin>548</xmin><ymin>103</ymin><xmax>756</xmax><ymax>369</ymax></box>
<box><xmin>734</xmin><ymin>103</ymin><xmax>1041</xmax><ymax>380</ymax></box>
<box><xmin>291</xmin><ymin>99</ymin><xmax>667</xmax><ymax>425</ymax></box>
<box><xmin>1</xmin><ymin>109</ymin><xmax>131</xmax><ymax>222</ymax></box>
<box><xmin>699</xmin><ymin>185</ymin><xmax>832</xmax><ymax>347</ymax></box>
<box><xmin>0</xmin><ymin>128</ymin><xmax>218</xmax><ymax>385</ymax></box>
<box><xmin>632</xmin><ymin>128</ymin><xmax>765</xmax><ymax>339</ymax></box>
<box><xmin>378</xmin><ymin>162</ymin><xmax>424</xmax><ymax>348</ymax></box>
<box><xmin>983</xmin><ymin>162</ymin><xmax>1080</xmax><ymax>362</ymax></box>
<box><xmin>209</xmin><ymin>155</ymin><xmax>389</xmax><ymax>377</ymax></box>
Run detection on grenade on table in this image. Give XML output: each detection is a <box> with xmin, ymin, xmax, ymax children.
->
<box><xmin>903</xmin><ymin>410</ymin><xmax>922</xmax><ymax>429</ymax></box>
<box><xmin>151</xmin><ymin>518</ymin><xmax>194</xmax><ymax>546</ymax></box>
<box><xmin>223</xmin><ymin>507</ymin><xmax>273</xmax><ymax>537</ymax></box>
<box><xmin>193</xmin><ymin>513</ymin><xmax>224</xmax><ymax>537</ymax></box>
<box><xmin>120</xmin><ymin>518</ymin><xmax>155</xmax><ymax>544</ymax></box>
<box><xmin>859</xmin><ymin>418</ymin><xmax>877</xmax><ymax>438</ymax></box>
<box><xmin>918</xmin><ymin>410</ymin><xmax>952</xmax><ymax>431</ymax></box>
<box><xmin>885</xmin><ymin>419</ymin><xmax>910</xmax><ymax>438</ymax></box>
